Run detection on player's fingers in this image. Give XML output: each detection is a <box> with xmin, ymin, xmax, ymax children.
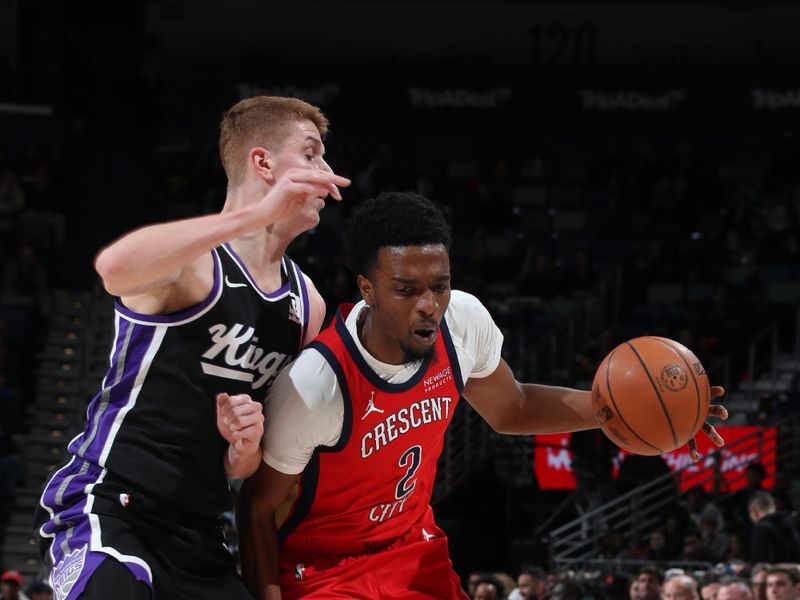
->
<box><xmin>216</xmin><ymin>394</ymin><xmax>232</xmax><ymax>422</ymax></box>
<box><xmin>228</xmin><ymin>412</ymin><xmax>264</xmax><ymax>431</ymax></box>
<box><xmin>288</xmin><ymin>169</ymin><xmax>350</xmax><ymax>187</ymax></box>
<box><xmin>227</xmin><ymin>397</ymin><xmax>261</xmax><ymax>415</ymax></box>
<box><xmin>710</xmin><ymin>385</ymin><xmax>725</xmax><ymax>399</ymax></box>
<box><xmin>234</xmin><ymin>421</ymin><xmax>264</xmax><ymax>440</ymax></box>
<box><xmin>687</xmin><ymin>438</ymin><xmax>701</xmax><ymax>463</ymax></box>
<box><xmin>701</xmin><ymin>421</ymin><xmax>725</xmax><ymax>447</ymax></box>
<box><xmin>708</xmin><ymin>404</ymin><xmax>729</xmax><ymax>420</ymax></box>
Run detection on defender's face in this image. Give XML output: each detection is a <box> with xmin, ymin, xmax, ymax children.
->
<box><xmin>361</xmin><ymin>244</ymin><xmax>450</xmax><ymax>365</ymax></box>
<box><xmin>269</xmin><ymin>119</ymin><xmax>333</xmax><ymax>232</ymax></box>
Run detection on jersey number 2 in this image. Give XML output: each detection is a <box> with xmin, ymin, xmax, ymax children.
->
<box><xmin>395</xmin><ymin>445</ymin><xmax>422</xmax><ymax>499</ymax></box>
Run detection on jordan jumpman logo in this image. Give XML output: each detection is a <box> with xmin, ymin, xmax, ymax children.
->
<box><xmin>361</xmin><ymin>390</ymin><xmax>385</xmax><ymax>420</ymax></box>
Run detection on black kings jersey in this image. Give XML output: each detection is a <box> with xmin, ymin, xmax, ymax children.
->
<box><xmin>62</xmin><ymin>244</ymin><xmax>309</xmax><ymax>517</ymax></box>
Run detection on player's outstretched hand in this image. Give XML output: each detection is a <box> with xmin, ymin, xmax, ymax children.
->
<box><xmin>216</xmin><ymin>393</ymin><xmax>265</xmax><ymax>459</ymax></box>
<box><xmin>253</xmin><ymin>168</ymin><xmax>351</xmax><ymax>228</ymax></box>
<box><xmin>687</xmin><ymin>386</ymin><xmax>728</xmax><ymax>462</ymax></box>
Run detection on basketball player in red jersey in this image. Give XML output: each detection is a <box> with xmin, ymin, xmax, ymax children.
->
<box><xmin>238</xmin><ymin>192</ymin><xmax>728</xmax><ymax>599</ymax></box>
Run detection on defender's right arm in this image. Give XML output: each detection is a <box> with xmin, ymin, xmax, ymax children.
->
<box><xmin>94</xmin><ymin>169</ymin><xmax>349</xmax><ymax>308</ymax></box>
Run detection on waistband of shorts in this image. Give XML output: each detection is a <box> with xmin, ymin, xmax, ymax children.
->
<box><xmin>90</xmin><ymin>486</ymin><xmax>224</xmax><ymax>532</ymax></box>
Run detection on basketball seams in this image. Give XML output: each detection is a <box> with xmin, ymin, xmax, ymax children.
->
<box><xmin>626</xmin><ymin>341</ymin><xmax>678</xmax><ymax>450</ymax></box>
<box><xmin>652</xmin><ymin>337</ymin><xmax>703</xmax><ymax>445</ymax></box>
<box><xmin>605</xmin><ymin>347</ymin><xmax>665</xmax><ymax>454</ymax></box>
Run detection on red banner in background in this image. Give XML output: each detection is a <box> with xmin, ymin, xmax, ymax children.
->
<box><xmin>534</xmin><ymin>426</ymin><xmax>776</xmax><ymax>492</ymax></box>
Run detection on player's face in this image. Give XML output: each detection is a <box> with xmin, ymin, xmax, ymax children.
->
<box><xmin>361</xmin><ymin>244</ymin><xmax>450</xmax><ymax>365</ymax></box>
<box><xmin>269</xmin><ymin>119</ymin><xmax>333</xmax><ymax>234</ymax></box>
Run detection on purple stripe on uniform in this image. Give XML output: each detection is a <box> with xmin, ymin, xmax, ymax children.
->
<box><xmin>223</xmin><ymin>243</ymin><xmax>290</xmax><ymax>299</ymax></box>
<box><xmin>40</xmin><ymin>458</ymin><xmax>100</xmax><ymax>515</ymax></box>
<box><xmin>69</xmin><ymin>322</ymin><xmax>158</xmax><ymax>465</ymax></box>
<box><xmin>66</xmin><ymin>317</ymin><xmax>132</xmax><ymax>458</ymax></box>
<box><xmin>114</xmin><ymin>249</ymin><xmax>222</xmax><ymax>324</ymax></box>
<box><xmin>294</xmin><ymin>262</ymin><xmax>310</xmax><ymax>347</ymax></box>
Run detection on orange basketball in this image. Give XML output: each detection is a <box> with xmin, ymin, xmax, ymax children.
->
<box><xmin>591</xmin><ymin>336</ymin><xmax>711</xmax><ymax>455</ymax></box>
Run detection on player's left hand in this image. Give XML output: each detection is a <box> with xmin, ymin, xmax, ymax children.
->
<box><xmin>216</xmin><ymin>393</ymin><xmax>265</xmax><ymax>459</ymax></box>
<box><xmin>687</xmin><ymin>386</ymin><xmax>728</xmax><ymax>462</ymax></box>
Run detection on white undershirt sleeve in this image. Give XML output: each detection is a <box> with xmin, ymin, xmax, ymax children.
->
<box><xmin>445</xmin><ymin>290</ymin><xmax>504</xmax><ymax>380</ymax></box>
<box><xmin>261</xmin><ymin>348</ymin><xmax>344</xmax><ymax>474</ymax></box>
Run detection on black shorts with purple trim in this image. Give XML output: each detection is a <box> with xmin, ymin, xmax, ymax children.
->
<box><xmin>35</xmin><ymin>457</ymin><xmax>252</xmax><ymax>599</ymax></box>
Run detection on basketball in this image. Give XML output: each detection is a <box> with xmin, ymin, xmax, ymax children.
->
<box><xmin>591</xmin><ymin>336</ymin><xmax>711</xmax><ymax>455</ymax></box>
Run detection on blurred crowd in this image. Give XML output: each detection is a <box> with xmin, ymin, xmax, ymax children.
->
<box><xmin>461</xmin><ymin>562</ymin><xmax>800</xmax><ymax>600</ymax></box>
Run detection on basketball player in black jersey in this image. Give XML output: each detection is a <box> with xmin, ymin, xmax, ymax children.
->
<box><xmin>34</xmin><ymin>96</ymin><xmax>349</xmax><ymax>599</ymax></box>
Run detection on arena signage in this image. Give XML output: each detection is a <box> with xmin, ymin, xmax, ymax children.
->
<box><xmin>533</xmin><ymin>426</ymin><xmax>776</xmax><ymax>492</ymax></box>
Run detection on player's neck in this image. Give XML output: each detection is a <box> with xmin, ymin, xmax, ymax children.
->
<box><xmin>357</xmin><ymin>307</ymin><xmax>405</xmax><ymax>365</ymax></box>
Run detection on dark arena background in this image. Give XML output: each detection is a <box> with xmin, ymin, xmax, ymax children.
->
<box><xmin>1</xmin><ymin>1</ymin><xmax>800</xmax><ymax>598</ymax></box>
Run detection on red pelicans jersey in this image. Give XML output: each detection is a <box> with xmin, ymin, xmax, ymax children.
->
<box><xmin>279</xmin><ymin>303</ymin><xmax>465</xmax><ymax>555</ymax></box>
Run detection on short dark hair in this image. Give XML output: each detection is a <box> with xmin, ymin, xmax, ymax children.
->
<box><xmin>638</xmin><ymin>565</ymin><xmax>664</xmax><ymax>583</ymax></box>
<box><xmin>767</xmin><ymin>566</ymin><xmax>800</xmax><ymax>585</ymax></box>
<box><xmin>343</xmin><ymin>191</ymin><xmax>452</xmax><ymax>278</ymax></box>
<box><xmin>520</xmin><ymin>565</ymin><xmax>547</xmax><ymax>581</ymax></box>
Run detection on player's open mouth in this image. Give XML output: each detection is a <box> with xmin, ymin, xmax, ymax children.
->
<box><xmin>413</xmin><ymin>328</ymin><xmax>437</xmax><ymax>345</ymax></box>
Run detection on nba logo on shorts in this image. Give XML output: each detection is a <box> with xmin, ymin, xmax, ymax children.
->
<box><xmin>52</xmin><ymin>544</ymin><xmax>87</xmax><ymax>600</ymax></box>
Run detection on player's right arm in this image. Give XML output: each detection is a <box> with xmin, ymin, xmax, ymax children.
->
<box><xmin>94</xmin><ymin>169</ymin><xmax>349</xmax><ymax>311</ymax></box>
<box><xmin>238</xmin><ymin>463</ymin><xmax>297</xmax><ymax>600</ymax></box>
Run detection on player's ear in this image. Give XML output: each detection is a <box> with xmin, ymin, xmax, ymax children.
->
<box><xmin>250</xmin><ymin>147</ymin><xmax>274</xmax><ymax>182</ymax></box>
<box><xmin>357</xmin><ymin>274</ymin><xmax>373</xmax><ymax>306</ymax></box>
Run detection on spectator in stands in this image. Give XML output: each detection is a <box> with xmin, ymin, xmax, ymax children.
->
<box><xmin>467</xmin><ymin>572</ymin><xmax>491</xmax><ymax>598</ymax></box>
<box><xmin>474</xmin><ymin>575</ymin><xmax>505</xmax><ymax>600</ymax></box>
<box><xmin>700</xmin><ymin>573</ymin><xmax>721</xmax><ymax>600</ymax></box>
<box><xmin>701</xmin><ymin>514</ymin><xmax>731</xmax><ymax>563</ymax></box>
<box><xmin>510</xmin><ymin>565</ymin><xmax>549</xmax><ymax>600</ymax></box>
<box><xmin>751</xmin><ymin>564</ymin><xmax>770</xmax><ymax>600</ymax></box>
<box><xmin>681</xmin><ymin>529</ymin><xmax>714</xmax><ymax>564</ymax></box>
<box><xmin>552</xmin><ymin>579</ymin><xmax>584</xmax><ymax>600</ymax></box>
<box><xmin>723</xmin><ymin>531</ymin><xmax>750</xmax><ymax>563</ymax></box>
<box><xmin>748</xmin><ymin>491</ymin><xmax>800</xmax><ymax>563</ymax></box>
<box><xmin>687</xmin><ymin>486</ymin><xmax>725</xmax><ymax>531</ymax></box>
<box><xmin>663</xmin><ymin>575</ymin><xmax>700</xmax><ymax>600</ymax></box>
<box><xmin>718</xmin><ymin>578</ymin><xmax>754</xmax><ymax>600</ymax></box>
<box><xmin>766</xmin><ymin>567</ymin><xmax>800</xmax><ymax>600</ymax></box>
<box><xmin>603</xmin><ymin>574</ymin><xmax>632</xmax><ymax>600</ymax></box>
<box><xmin>663</xmin><ymin>506</ymin><xmax>692</xmax><ymax>559</ymax></box>
<box><xmin>0</xmin><ymin>242</ymin><xmax>51</xmax><ymax>320</ymax></box>
<box><xmin>645</xmin><ymin>529</ymin><xmax>672</xmax><ymax>562</ymax></box>
<box><xmin>24</xmin><ymin>581</ymin><xmax>52</xmax><ymax>600</ymax></box>
<box><xmin>493</xmin><ymin>572</ymin><xmax>517</xmax><ymax>598</ymax></box>
<box><xmin>728</xmin><ymin>462</ymin><xmax>767</xmax><ymax>531</ymax></box>
<box><xmin>632</xmin><ymin>566</ymin><xmax>664</xmax><ymax>600</ymax></box>
<box><xmin>0</xmin><ymin>570</ymin><xmax>28</xmax><ymax>600</ymax></box>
